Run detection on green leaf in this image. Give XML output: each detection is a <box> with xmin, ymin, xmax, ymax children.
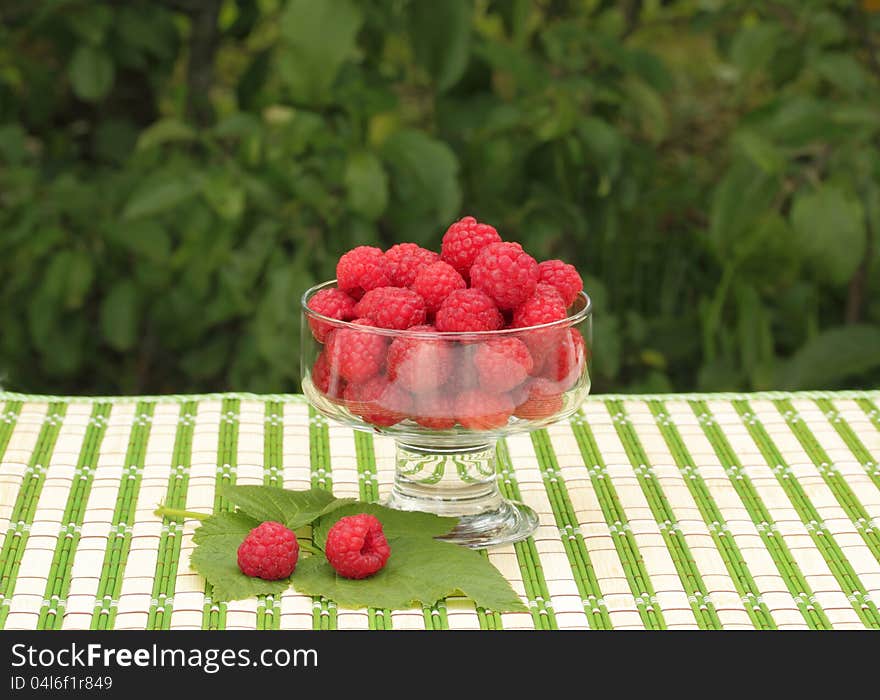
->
<box><xmin>709</xmin><ymin>161</ymin><xmax>779</xmax><ymax>259</ymax></box>
<box><xmin>137</xmin><ymin>119</ymin><xmax>197</xmax><ymax>151</ymax></box>
<box><xmin>312</xmin><ymin>503</ymin><xmax>458</xmax><ymax>549</ymax></box>
<box><xmin>107</xmin><ymin>221</ymin><xmax>172</xmax><ymax>262</ymax></box>
<box><xmin>190</xmin><ymin>512</ymin><xmax>291</xmax><ymax>601</ymax></box>
<box><xmin>279</xmin><ymin>0</ymin><xmax>363</xmax><ymax>103</ymax></box>
<box><xmin>218</xmin><ymin>485</ymin><xmax>355</xmax><ymax>530</ymax></box>
<box><xmin>381</xmin><ymin>129</ymin><xmax>461</xmax><ymax>237</ymax></box>
<box><xmin>344</xmin><ymin>151</ymin><xmax>388</xmax><ymax>220</ymax></box>
<box><xmin>69</xmin><ymin>46</ymin><xmax>115</xmax><ymax>102</ymax></box>
<box><xmin>791</xmin><ymin>185</ymin><xmax>865</xmax><ymax>286</ymax></box>
<box><xmin>732</xmin><ymin>130</ymin><xmax>785</xmax><ymax>174</ymax></box>
<box><xmin>407</xmin><ymin>0</ymin><xmax>471</xmax><ymax>91</ymax></box>
<box><xmin>122</xmin><ymin>177</ymin><xmax>199</xmax><ymax>220</ymax></box>
<box><xmin>100</xmin><ymin>280</ymin><xmax>139</xmax><ymax>351</ymax></box>
<box><xmin>814</xmin><ymin>52</ymin><xmax>870</xmax><ymax>95</ymax></box>
<box><xmin>776</xmin><ymin>325</ymin><xmax>880</xmax><ymax>390</ymax></box>
<box><xmin>201</xmin><ymin>173</ymin><xmax>246</xmax><ymax>222</ymax></box>
<box><xmin>729</xmin><ymin>23</ymin><xmax>781</xmax><ymax>79</ymax></box>
<box><xmin>65</xmin><ymin>250</ymin><xmax>94</xmax><ymax>309</ymax></box>
<box><xmin>293</xmin><ymin>536</ymin><xmax>526</xmax><ymax>612</ymax></box>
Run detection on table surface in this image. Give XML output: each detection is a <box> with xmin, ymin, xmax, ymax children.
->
<box><xmin>0</xmin><ymin>389</ymin><xmax>878</xmax><ymax>631</ymax></box>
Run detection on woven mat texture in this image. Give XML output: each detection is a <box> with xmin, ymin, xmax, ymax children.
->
<box><xmin>1</xmin><ymin>390</ymin><xmax>879</xmax><ymax>630</ymax></box>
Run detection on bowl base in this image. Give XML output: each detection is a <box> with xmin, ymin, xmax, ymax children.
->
<box><xmin>385</xmin><ymin>440</ymin><xmax>539</xmax><ymax>548</ymax></box>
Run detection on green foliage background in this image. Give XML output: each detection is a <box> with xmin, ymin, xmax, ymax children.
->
<box><xmin>1</xmin><ymin>0</ymin><xmax>879</xmax><ymax>395</ymax></box>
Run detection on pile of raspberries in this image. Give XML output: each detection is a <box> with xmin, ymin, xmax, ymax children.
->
<box><xmin>306</xmin><ymin>216</ymin><xmax>586</xmax><ymax>430</ymax></box>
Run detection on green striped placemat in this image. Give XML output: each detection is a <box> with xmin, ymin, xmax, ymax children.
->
<box><xmin>0</xmin><ymin>391</ymin><xmax>877</xmax><ymax>630</ymax></box>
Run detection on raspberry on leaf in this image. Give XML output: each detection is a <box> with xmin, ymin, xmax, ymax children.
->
<box><xmin>237</xmin><ymin>521</ymin><xmax>299</xmax><ymax>580</ymax></box>
<box><xmin>324</xmin><ymin>514</ymin><xmax>392</xmax><ymax>579</ymax></box>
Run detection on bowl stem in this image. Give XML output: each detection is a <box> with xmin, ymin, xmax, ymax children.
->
<box><xmin>386</xmin><ymin>440</ymin><xmax>538</xmax><ymax>548</ymax></box>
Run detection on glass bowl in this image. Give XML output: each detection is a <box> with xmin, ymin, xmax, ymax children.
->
<box><xmin>301</xmin><ymin>280</ymin><xmax>592</xmax><ymax>547</ymax></box>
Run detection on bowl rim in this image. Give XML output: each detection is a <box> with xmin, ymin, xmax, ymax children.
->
<box><xmin>301</xmin><ymin>279</ymin><xmax>592</xmax><ymax>339</ymax></box>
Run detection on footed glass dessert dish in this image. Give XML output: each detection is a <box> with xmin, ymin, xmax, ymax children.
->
<box><xmin>301</xmin><ymin>281</ymin><xmax>592</xmax><ymax>548</ymax></box>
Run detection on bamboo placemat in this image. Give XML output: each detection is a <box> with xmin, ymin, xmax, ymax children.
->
<box><xmin>0</xmin><ymin>390</ymin><xmax>878</xmax><ymax>630</ymax></box>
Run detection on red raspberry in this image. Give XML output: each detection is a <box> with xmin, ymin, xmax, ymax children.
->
<box><xmin>386</xmin><ymin>325</ymin><xmax>453</xmax><ymax>393</ymax></box>
<box><xmin>440</xmin><ymin>216</ymin><xmax>502</xmax><ymax>280</ymax></box>
<box><xmin>455</xmin><ymin>390</ymin><xmax>514</xmax><ymax>430</ymax></box>
<box><xmin>325</xmin><ymin>322</ymin><xmax>388</xmax><ymax>384</ymax></box>
<box><xmin>307</xmin><ymin>288</ymin><xmax>357</xmax><ymax>342</ymax></box>
<box><xmin>511</xmin><ymin>283</ymin><xmax>567</xmax><ymax>328</ymax></box>
<box><xmin>324</xmin><ymin>514</ymin><xmax>391</xmax><ymax>579</ymax></box>
<box><xmin>354</xmin><ymin>287</ymin><xmax>427</xmax><ymax>330</ymax></box>
<box><xmin>514</xmin><ymin>378</ymin><xmax>565</xmax><ymax>420</ymax></box>
<box><xmin>384</xmin><ymin>243</ymin><xmax>440</xmax><ymax>287</ymax></box>
<box><xmin>435</xmin><ymin>289</ymin><xmax>503</xmax><ymax>333</ymax></box>
<box><xmin>411</xmin><ymin>261</ymin><xmax>467</xmax><ymax>315</ymax></box>
<box><xmin>470</xmin><ymin>242</ymin><xmax>539</xmax><ymax>310</ymax></box>
<box><xmin>311</xmin><ymin>352</ymin><xmax>346</xmax><ymax>402</ymax></box>
<box><xmin>237</xmin><ymin>521</ymin><xmax>299</xmax><ymax>580</ymax></box>
<box><xmin>412</xmin><ymin>392</ymin><xmax>457</xmax><ymax>429</ymax></box>
<box><xmin>538</xmin><ymin>260</ymin><xmax>583</xmax><ymax>308</ymax></box>
<box><xmin>336</xmin><ymin>246</ymin><xmax>391</xmax><ymax>298</ymax></box>
<box><xmin>540</xmin><ymin>329</ymin><xmax>587</xmax><ymax>390</ymax></box>
<box><xmin>343</xmin><ymin>375</ymin><xmax>412</xmax><ymax>427</ymax></box>
<box><xmin>472</xmin><ymin>337</ymin><xmax>534</xmax><ymax>393</ymax></box>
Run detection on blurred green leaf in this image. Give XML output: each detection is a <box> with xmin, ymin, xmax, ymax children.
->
<box><xmin>202</xmin><ymin>174</ymin><xmax>246</xmax><ymax>222</ymax></box>
<box><xmin>709</xmin><ymin>162</ymin><xmax>779</xmax><ymax>259</ymax></box>
<box><xmin>65</xmin><ymin>251</ymin><xmax>94</xmax><ymax>310</ymax></box>
<box><xmin>107</xmin><ymin>221</ymin><xmax>172</xmax><ymax>262</ymax></box>
<box><xmin>791</xmin><ymin>185</ymin><xmax>865</xmax><ymax>286</ymax></box>
<box><xmin>122</xmin><ymin>177</ymin><xmax>199</xmax><ymax>220</ymax></box>
<box><xmin>137</xmin><ymin>119</ymin><xmax>196</xmax><ymax>150</ymax></box>
<box><xmin>407</xmin><ymin>0</ymin><xmax>471</xmax><ymax>91</ymax></box>
<box><xmin>100</xmin><ymin>281</ymin><xmax>139</xmax><ymax>352</ymax></box>
<box><xmin>279</xmin><ymin>0</ymin><xmax>363</xmax><ymax>102</ymax></box>
<box><xmin>776</xmin><ymin>325</ymin><xmax>880</xmax><ymax>390</ymax></box>
<box><xmin>344</xmin><ymin>151</ymin><xmax>388</xmax><ymax>220</ymax></box>
<box><xmin>729</xmin><ymin>23</ymin><xmax>781</xmax><ymax>79</ymax></box>
<box><xmin>69</xmin><ymin>46</ymin><xmax>115</xmax><ymax>102</ymax></box>
<box><xmin>382</xmin><ymin>129</ymin><xmax>461</xmax><ymax>239</ymax></box>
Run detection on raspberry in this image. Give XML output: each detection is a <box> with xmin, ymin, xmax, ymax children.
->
<box><xmin>237</xmin><ymin>521</ymin><xmax>299</xmax><ymax>580</ymax></box>
<box><xmin>311</xmin><ymin>352</ymin><xmax>346</xmax><ymax>402</ymax></box>
<box><xmin>455</xmin><ymin>390</ymin><xmax>514</xmax><ymax>430</ymax></box>
<box><xmin>511</xmin><ymin>283</ymin><xmax>567</xmax><ymax>328</ymax></box>
<box><xmin>538</xmin><ymin>259</ymin><xmax>583</xmax><ymax>308</ymax></box>
<box><xmin>336</xmin><ymin>246</ymin><xmax>391</xmax><ymax>298</ymax></box>
<box><xmin>386</xmin><ymin>325</ymin><xmax>453</xmax><ymax>393</ymax></box>
<box><xmin>412</xmin><ymin>392</ymin><xmax>457</xmax><ymax>429</ymax></box>
<box><xmin>472</xmin><ymin>337</ymin><xmax>533</xmax><ymax>393</ymax></box>
<box><xmin>354</xmin><ymin>287</ymin><xmax>427</xmax><ymax>330</ymax></box>
<box><xmin>513</xmin><ymin>378</ymin><xmax>565</xmax><ymax>420</ymax></box>
<box><xmin>470</xmin><ymin>242</ymin><xmax>539</xmax><ymax>310</ymax></box>
<box><xmin>307</xmin><ymin>288</ymin><xmax>357</xmax><ymax>342</ymax></box>
<box><xmin>440</xmin><ymin>216</ymin><xmax>502</xmax><ymax>280</ymax></box>
<box><xmin>435</xmin><ymin>289</ymin><xmax>503</xmax><ymax>333</ymax></box>
<box><xmin>384</xmin><ymin>243</ymin><xmax>440</xmax><ymax>287</ymax></box>
<box><xmin>324</xmin><ymin>514</ymin><xmax>391</xmax><ymax>579</ymax></box>
<box><xmin>540</xmin><ymin>329</ymin><xmax>586</xmax><ymax>390</ymax></box>
<box><xmin>343</xmin><ymin>375</ymin><xmax>412</xmax><ymax>427</ymax></box>
<box><xmin>411</xmin><ymin>261</ymin><xmax>467</xmax><ymax>315</ymax></box>
<box><xmin>325</xmin><ymin>322</ymin><xmax>388</xmax><ymax>384</ymax></box>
